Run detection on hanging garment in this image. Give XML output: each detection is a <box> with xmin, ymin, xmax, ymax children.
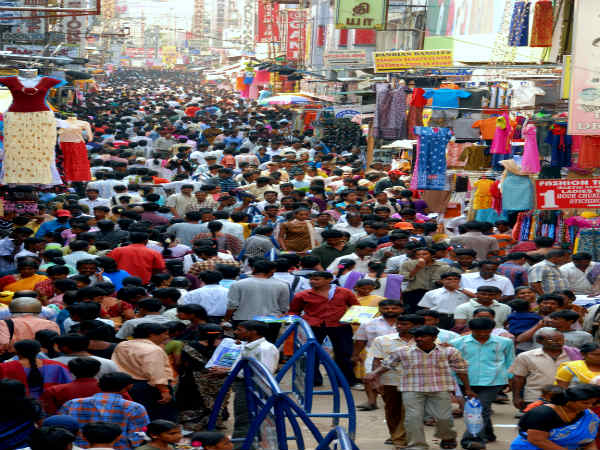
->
<box><xmin>521</xmin><ymin>124</ymin><xmax>541</xmax><ymax>173</ymax></box>
<box><xmin>508</xmin><ymin>1</ymin><xmax>530</xmax><ymax>47</ymax></box>
<box><xmin>58</xmin><ymin>119</ymin><xmax>93</xmax><ymax>182</ymax></box>
<box><xmin>447</xmin><ymin>142</ymin><xmax>473</xmax><ymax>168</ymax></box>
<box><xmin>535</xmin><ymin>122</ymin><xmax>553</xmax><ymax>157</ymax></box>
<box><xmin>576</xmin><ymin>230</ymin><xmax>600</xmax><ymax>261</ymax></box>
<box><xmin>374</xmin><ymin>83</ymin><xmax>408</xmax><ymax>140</ymax></box>
<box><xmin>577</xmin><ymin>136</ymin><xmax>600</xmax><ymax>169</ymax></box>
<box><xmin>490</xmin><ymin>179</ymin><xmax>503</xmax><ymax>214</ymax></box>
<box><xmin>472</xmin><ymin>178</ymin><xmax>495</xmax><ymax>210</ymax></box>
<box><xmin>414</xmin><ymin>126</ymin><xmax>452</xmax><ymax>191</ymax></box>
<box><xmin>407</xmin><ymin>89</ymin><xmax>425</xmax><ymax>139</ymax></box>
<box><xmin>490</xmin><ymin>114</ymin><xmax>513</xmax><ymax>155</ymax></box>
<box><xmin>458</xmin><ymin>145</ymin><xmax>491</xmax><ymax>170</ymax></box>
<box><xmin>530</xmin><ymin>0</ymin><xmax>554</xmax><ymax>47</ymax></box>
<box><xmin>546</xmin><ymin>124</ymin><xmax>572</xmax><ymax>167</ymax></box>
<box><xmin>0</xmin><ymin>76</ymin><xmax>64</xmax><ymax>184</ymax></box>
<box><xmin>501</xmin><ymin>171</ymin><xmax>534</xmax><ymax>211</ymax></box>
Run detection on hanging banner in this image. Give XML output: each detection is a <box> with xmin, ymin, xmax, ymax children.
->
<box><xmin>256</xmin><ymin>0</ymin><xmax>280</xmax><ymax>43</ymax></box>
<box><xmin>286</xmin><ymin>9</ymin><xmax>307</xmax><ymax>61</ymax></box>
<box><xmin>536</xmin><ymin>179</ymin><xmax>600</xmax><ymax>209</ymax></box>
<box><xmin>324</xmin><ymin>50</ymin><xmax>368</xmax><ymax>68</ymax></box>
<box><xmin>63</xmin><ymin>0</ymin><xmax>85</xmax><ymax>56</ymax></box>
<box><xmin>335</xmin><ymin>0</ymin><xmax>387</xmax><ymax>30</ymax></box>
<box><xmin>568</xmin><ymin>0</ymin><xmax>600</xmax><ymax>134</ymax></box>
<box><xmin>373</xmin><ymin>49</ymin><xmax>453</xmax><ymax>72</ymax></box>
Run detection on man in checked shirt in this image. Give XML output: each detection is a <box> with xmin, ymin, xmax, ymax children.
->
<box><xmin>365</xmin><ymin>325</ymin><xmax>474</xmax><ymax>450</ymax></box>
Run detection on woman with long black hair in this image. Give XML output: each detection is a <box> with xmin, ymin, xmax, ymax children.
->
<box><xmin>0</xmin><ymin>379</ymin><xmax>42</xmax><ymax>450</ymax></box>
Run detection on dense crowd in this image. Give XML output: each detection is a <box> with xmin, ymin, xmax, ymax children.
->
<box><xmin>3</xmin><ymin>69</ymin><xmax>600</xmax><ymax>450</ymax></box>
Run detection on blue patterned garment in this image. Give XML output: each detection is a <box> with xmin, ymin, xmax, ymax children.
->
<box><xmin>508</xmin><ymin>1</ymin><xmax>530</xmax><ymax>47</ymax></box>
<box><xmin>414</xmin><ymin>126</ymin><xmax>452</xmax><ymax>191</ymax></box>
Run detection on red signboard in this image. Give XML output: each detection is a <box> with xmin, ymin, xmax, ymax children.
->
<box><xmin>536</xmin><ymin>179</ymin><xmax>600</xmax><ymax>209</ymax></box>
<box><xmin>257</xmin><ymin>0</ymin><xmax>280</xmax><ymax>43</ymax></box>
<box><xmin>286</xmin><ymin>9</ymin><xmax>307</xmax><ymax>61</ymax></box>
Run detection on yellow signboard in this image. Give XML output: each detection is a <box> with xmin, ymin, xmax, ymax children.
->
<box><xmin>335</xmin><ymin>0</ymin><xmax>388</xmax><ymax>30</ymax></box>
<box><xmin>373</xmin><ymin>49</ymin><xmax>453</xmax><ymax>73</ymax></box>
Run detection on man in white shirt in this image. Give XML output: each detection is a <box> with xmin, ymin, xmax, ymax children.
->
<box><xmin>78</xmin><ymin>188</ymin><xmax>110</xmax><ymax>212</ymax></box>
<box><xmin>560</xmin><ymin>252</ymin><xmax>597</xmax><ymax>295</ymax></box>
<box><xmin>179</xmin><ymin>271</ymin><xmax>230</xmax><ymax>320</ymax></box>
<box><xmin>333</xmin><ymin>213</ymin><xmax>368</xmax><ymax>244</ymax></box>
<box><xmin>63</xmin><ymin>240</ymin><xmax>97</xmax><ymax>267</ymax></box>
<box><xmin>454</xmin><ymin>286</ymin><xmax>511</xmax><ymax>330</ymax></box>
<box><xmin>226</xmin><ymin>320</ymin><xmax>279</xmax><ymax>444</ymax></box>
<box><xmin>459</xmin><ymin>261</ymin><xmax>515</xmax><ymax>301</ymax></box>
<box><xmin>418</xmin><ymin>272</ymin><xmax>470</xmax><ymax>329</ymax></box>
<box><xmin>166</xmin><ymin>184</ymin><xmax>198</xmax><ymax>218</ymax></box>
<box><xmin>327</xmin><ymin>241</ymin><xmax>377</xmax><ymax>273</ymax></box>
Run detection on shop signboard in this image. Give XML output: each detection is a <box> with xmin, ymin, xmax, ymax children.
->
<box><xmin>536</xmin><ymin>179</ymin><xmax>600</xmax><ymax>209</ymax></box>
<box><xmin>286</xmin><ymin>9</ymin><xmax>307</xmax><ymax>61</ymax></box>
<box><xmin>335</xmin><ymin>0</ymin><xmax>388</xmax><ymax>30</ymax></box>
<box><xmin>256</xmin><ymin>0</ymin><xmax>280</xmax><ymax>43</ymax></box>
<box><xmin>3</xmin><ymin>44</ymin><xmax>78</xmax><ymax>57</ymax></box>
<box><xmin>334</xmin><ymin>104</ymin><xmax>375</xmax><ymax>119</ymax></box>
<box><xmin>125</xmin><ymin>48</ymin><xmax>156</xmax><ymax>58</ymax></box>
<box><xmin>568</xmin><ymin>0</ymin><xmax>600</xmax><ymax>134</ymax></box>
<box><xmin>374</xmin><ymin>49</ymin><xmax>452</xmax><ymax>72</ymax></box>
<box><xmin>63</xmin><ymin>0</ymin><xmax>86</xmax><ymax>56</ymax></box>
<box><xmin>324</xmin><ymin>50</ymin><xmax>368</xmax><ymax>69</ymax></box>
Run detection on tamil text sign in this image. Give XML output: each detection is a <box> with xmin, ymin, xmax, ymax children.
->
<box><xmin>257</xmin><ymin>0</ymin><xmax>280</xmax><ymax>43</ymax></box>
<box><xmin>324</xmin><ymin>50</ymin><xmax>368</xmax><ymax>68</ymax></box>
<box><xmin>286</xmin><ymin>9</ymin><xmax>307</xmax><ymax>61</ymax></box>
<box><xmin>536</xmin><ymin>179</ymin><xmax>600</xmax><ymax>209</ymax></box>
<box><xmin>568</xmin><ymin>0</ymin><xmax>600</xmax><ymax>134</ymax></box>
<box><xmin>335</xmin><ymin>0</ymin><xmax>387</xmax><ymax>30</ymax></box>
<box><xmin>374</xmin><ymin>49</ymin><xmax>452</xmax><ymax>72</ymax></box>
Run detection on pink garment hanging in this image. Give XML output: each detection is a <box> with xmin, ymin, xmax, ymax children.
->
<box><xmin>254</xmin><ymin>70</ymin><xmax>271</xmax><ymax>83</ymax></box>
<box><xmin>521</xmin><ymin>124</ymin><xmax>541</xmax><ymax>173</ymax></box>
<box><xmin>490</xmin><ymin>113</ymin><xmax>512</xmax><ymax>154</ymax></box>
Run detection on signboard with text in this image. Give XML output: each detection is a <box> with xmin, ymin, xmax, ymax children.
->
<box><xmin>324</xmin><ymin>50</ymin><xmax>368</xmax><ymax>68</ymax></box>
<box><xmin>256</xmin><ymin>0</ymin><xmax>280</xmax><ymax>43</ymax></box>
<box><xmin>335</xmin><ymin>0</ymin><xmax>387</xmax><ymax>29</ymax></box>
<box><xmin>568</xmin><ymin>0</ymin><xmax>600</xmax><ymax>134</ymax></box>
<box><xmin>285</xmin><ymin>9</ymin><xmax>307</xmax><ymax>61</ymax></box>
<box><xmin>374</xmin><ymin>49</ymin><xmax>453</xmax><ymax>72</ymax></box>
<box><xmin>536</xmin><ymin>179</ymin><xmax>600</xmax><ymax>209</ymax></box>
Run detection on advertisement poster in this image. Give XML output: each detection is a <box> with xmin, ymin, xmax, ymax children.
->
<box><xmin>373</xmin><ymin>49</ymin><xmax>453</xmax><ymax>72</ymax></box>
<box><xmin>324</xmin><ymin>50</ymin><xmax>368</xmax><ymax>68</ymax></box>
<box><xmin>256</xmin><ymin>0</ymin><xmax>280</xmax><ymax>43</ymax></box>
<box><xmin>568</xmin><ymin>0</ymin><xmax>600</xmax><ymax>135</ymax></box>
<box><xmin>536</xmin><ymin>179</ymin><xmax>600</xmax><ymax>209</ymax></box>
<box><xmin>335</xmin><ymin>0</ymin><xmax>388</xmax><ymax>30</ymax></box>
<box><xmin>340</xmin><ymin>306</ymin><xmax>379</xmax><ymax>324</ymax></box>
<box><xmin>286</xmin><ymin>9</ymin><xmax>307</xmax><ymax>61</ymax></box>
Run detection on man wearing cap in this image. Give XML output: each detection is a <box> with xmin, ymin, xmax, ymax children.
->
<box><xmin>374</xmin><ymin>170</ymin><xmax>405</xmax><ymax>194</ymax></box>
<box><xmin>0</xmin><ymin>298</ymin><xmax>60</xmax><ymax>354</ymax></box>
<box><xmin>35</xmin><ymin>209</ymin><xmax>71</xmax><ymax>239</ymax></box>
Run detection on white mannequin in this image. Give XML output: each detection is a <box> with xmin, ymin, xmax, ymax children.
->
<box><xmin>17</xmin><ymin>68</ymin><xmax>40</xmax><ymax>87</ymax></box>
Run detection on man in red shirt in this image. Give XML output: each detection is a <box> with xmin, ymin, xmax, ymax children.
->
<box><xmin>108</xmin><ymin>232</ymin><xmax>166</xmax><ymax>284</ymax></box>
<box><xmin>42</xmin><ymin>357</ymin><xmax>101</xmax><ymax>415</ymax></box>
<box><xmin>289</xmin><ymin>271</ymin><xmax>359</xmax><ymax>385</ymax></box>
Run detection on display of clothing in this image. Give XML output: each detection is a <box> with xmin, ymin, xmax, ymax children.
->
<box><xmin>407</xmin><ymin>88</ymin><xmax>425</xmax><ymax>139</ymax></box>
<box><xmin>451</xmin><ymin>118</ymin><xmax>481</xmax><ymax>140</ymax></box>
<box><xmin>529</xmin><ymin>0</ymin><xmax>554</xmax><ymax>47</ymax></box>
<box><xmin>472</xmin><ymin>117</ymin><xmax>499</xmax><ymax>140</ymax></box>
<box><xmin>472</xmin><ymin>178</ymin><xmax>494</xmax><ymax>210</ymax></box>
<box><xmin>521</xmin><ymin>124</ymin><xmax>541</xmax><ymax>173</ymax></box>
<box><xmin>576</xmin><ymin>136</ymin><xmax>600</xmax><ymax>169</ymax></box>
<box><xmin>58</xmin><ymin>118</ymin><xmax>93</xmax><ymax>182</ymax></box>
<box><xmin>414</xmin><ymin>126</ymin><xmax>452</xmax><ymax>191</ymax></box>
<box><xmin>423</xmin><ymin>88</ymin><xmax>471</xmax><ymax>110</ymax></box>
<box><xmin>447</xmin><ymin>142</ymin><xmax>474</xmax><ymax>168</ymax></box>
<box><xmin>574</xmin><ymin>230</ymin><xmax>600</xmax><ymax>261</ymax></box>
<box><xmin>0</xmin><ymin>76</ymin><xmax>64</xmax><ymax>184</ymax></box>
<box><xmin>374</xmin><ymin>83</ymin><xmax>408</xmax><ymax>140</ymax></box>
<box><xmin>508</xmin><ymin>1</ymin><xmax>530</xmax><ymax>47</ymax></box>
<box><xmin>546</xmin><ymin>123</ymin><xmax>572</xmax><ymax>167</ymax></box>
<box><xmin>459</xmin><ymin>89</ymin><xmax>491</xmax><ymax>113</ymax></box>
<box><xmin>490</xmin><ymin>114</ymin><xmax>513</xmax><ymax>155</ymax></box>
<box><xmin>499</xmin><ymin>162</ymin><xmax>534</xmax><ymax>212</ymax></box>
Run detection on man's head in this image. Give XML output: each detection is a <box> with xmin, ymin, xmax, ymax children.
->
<box><xmin>536</xmin><ymin>328</ymin><xmax>565</xmax><ymax>352</ymax></box>
<box><xmin>98</xmin><ymin>372</ymin><xmax>134</xmax><ymax>394</ymax></box>
<box><xmin>416</xmin><ymin>309</ymin><xmax>442</xmax><ymax>327</ymax></box>
<box><xmin>177</xmin><ymin>304</ymin><xmax>208</xmax><ymax>322</ymax></box>
<box><xmin>77</xmin><ymin>259</ymin><xmax>100</xmax><ymax>277</ymax></box>
<box><xmin>546</xmin><ymin>249</ymin><xmax>570</xmax><ymax>266</ymax></box>
<box><xmin>572</xmin><ymin>252</ymin><xmax>593</xmax><ymax>272</ymax></box>
<box><xmin>55</xmin><ymin>209</ymin><xmax>71</xmax><ymax>223</ymax></box>
<box><xmin>81</xmin><ymin>422</ymin><xmax>122</xmax><ymax>447</ymax></box>
<box><xmin>537</xmin><ymin>294</ymin><xmax>564</xmax><ymax>315</ymax></box>
<box><xmin>414</xmin><ymin>247</ymin><xmax>434</xmax><ymax>263</ymax></box>
<box><xmin>475</xmin><ymin>286</ymin><xmax>502</xmax><ymax>304</ymax></box>
<box><xmin>454</xmin><ymin>249</ymin><xmax>477</xmax><ymax>267</ymax></box>
<box><xmin>85</xmin><ymin>188</ymin><xmax>100</xmax><ymax>200</ymax></box>
<box><xmin>132</xmin><ymin>322</ymin><xmax>169</xmax><ymax>344</ymax></box>
<box><xmin>67</xmin><ymin>357</ymin><xmax>101</xmax><ymax>379</ymax></box>
<box><xmin>440</xmin><ymin>272</ymin><xmax>461</xmax><ymax>290</ymax></box>
<box><xmin>549</xmin><ymin>309</ymin><xmax>580</xmax><ymax>331</ymax></box>
<box><xmin>468</xmin><ymin>317</ymin><xmax>495</xmax><ymax>341</ymax></box>
<box><xmin>478</xmin><ymin>260</ymin><xmax>499</xmax><ymax>279</ymax></box>
<box><xmin>54</xmin><ymin>334</ymin><xmax>90</xmax><ymax>354</ymax></box>
<box><xmin>396</xmin><ymin>314</ymin><xmax>425</xmax><ymax>335</ymax></box>
<box><xmin>495</xmin><ymin>220</ymin><xmax>511</xmax><ymax>233</ymax></box>
<box><xmin>355</xmin><ymin>240</ymin><xmax>377</xmax><ymax>258</ymax></box>
<box><xmin>377</xmin><ymin>299</ymin><xmax>404</xmax><ymax>318</ymax></box>
<box><xmin>234</xmin><ymin>320</ymin><xmax>268</xmax><ymax>342</ymax></box>
<box><xmin>410</xmin><ymin>325</ymin><xmax>439</xmax><ymax>350</ymax></box>
<box><xmin>505</xmin><ymin>252</ymin><xmax>527</xmax><ymax>266</ymax></box>
<box><xmin>9</xmin><ymin>297</ymin><xmax>41</xmax><ymax>315</ymax></box>
<box><xmin>307</xmin><ymin>271</ymin><xmax>334</xmax><ymax>289</ymax></box>
<box><xmin>321</xmin><ymin>229</ymin><xmax>346</xmax><ymax>248</ymax></box>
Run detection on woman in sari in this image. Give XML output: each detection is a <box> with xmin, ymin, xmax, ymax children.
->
<box><xmin>278</xmin><ymin>208</ymin><xmax>317</xmax><ymax>253</ymax></box>
<box><xmin>556</xmin><ymin>343</ymin><xmax>600</xmax><ymax>387</ymax></box>
<box><xmin>0</xmin><ymin>340</ymin><xmax>72</xmax><ymax>399</ymax></box>
<box><xmin>510</xmin><ymin>384</ymin><xmax>600</xmax><ymax>450</ymax></box>
<box><xmin>0</xmin><ymin>257</ymin><xmax>48</xmax><ymax>293</ymax></box>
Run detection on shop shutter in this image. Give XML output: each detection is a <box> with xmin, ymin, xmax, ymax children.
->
<box><xmin>354</xmin><ymin>29</ymin><xmax>376</xmax><ymax>45</ymax></box>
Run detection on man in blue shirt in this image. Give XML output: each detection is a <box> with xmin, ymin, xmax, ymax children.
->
<box><xmin>451</xmin><ymin>317</ymin><xmax>514</xmax><ymax>450</ymax></box>
<box><xmin>35</xmin><ymin>209</ymin><xmax>72</xmax><ymax>238</ymax></box>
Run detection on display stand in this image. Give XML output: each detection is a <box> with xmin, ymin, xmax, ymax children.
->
<box><xmin>274</xmin><ymin>318</ymin><xmax>357</xmax><ymax>439</ymax></box>
<box><xmin>206</xmin><ymin>357</ymin><xmax>325</xmax><ymax>450</ymax></box>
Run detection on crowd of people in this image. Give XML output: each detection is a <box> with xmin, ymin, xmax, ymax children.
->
<box><xmin>3</xmin><ymin>68</ymin><xmax>600</xmax><ymax>450</ymax></box>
